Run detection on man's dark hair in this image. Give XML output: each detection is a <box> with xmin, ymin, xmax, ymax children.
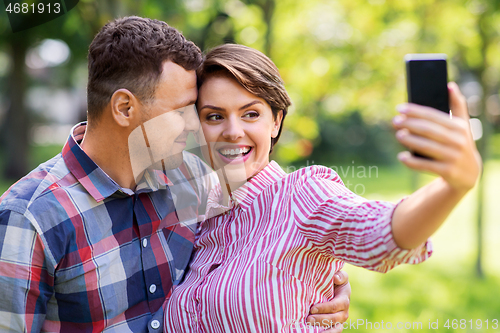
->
<box><xmin>87</xmin><ymin>16</ymin><xmax>203</xmax><ymax>122</ymax></box>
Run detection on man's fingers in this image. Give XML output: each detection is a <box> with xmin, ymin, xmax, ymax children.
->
<box><xmin>306</xmin><ymin>312</ymin><xmax>348</xmax><ymax>324</ymax></box>
<box><xmin>334</xmin><ymin>270</ymin><xmax>349</xmax><ymax>286</ymax></box>
<box><xmin>309</xmin><ymin>295</ymin><xmax>350</xmax><ymax>315</ymax></box>
<box><xmin>306</xmin><ymin>269</ymin><xmax>351</xmax><ymax>328</ymax></box>
<box><xmin>306</xmin><ymin>306</ymin><xmax>349</xmax><ymax>328</ymax></box>
<box><xmin>448</xmin><ymin>82</ymin><xmax>469</xmax><ymax>121</ymax></box>
<box><xmin>306</xmin><ymin>313</ymin><xmax>346</xmax><ymax>332</ymax></box>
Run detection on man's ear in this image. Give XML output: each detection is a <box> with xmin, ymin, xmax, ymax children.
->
<box><xmin>271</xmin><ymin>110</ymin><xmax>284</xmax><ymax>138</ymax></box>
<box><xmin>110</xmin><ymin>89</ymin><xmax>141</xmax><ymax>127</ymax></box>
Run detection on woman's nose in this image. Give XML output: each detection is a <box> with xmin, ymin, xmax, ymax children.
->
<box><xmin>222</xmin><ymin>116</ymin><xmax>245</xmax><ymax>141</ymax></box>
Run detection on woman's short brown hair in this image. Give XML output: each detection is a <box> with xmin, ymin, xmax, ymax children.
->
<box><xmin>196</xmin><ymin>44</ymin><xmax>291</xmax><ymax>153</ymax></box>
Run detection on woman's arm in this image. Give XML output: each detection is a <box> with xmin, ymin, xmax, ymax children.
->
<box><xmin>391</xmin><ymin>82</ymin><xmax>482</xmax><ymax>249</ymax></box>
<box><xmin>293</xmin><ymin>170</ymin><xmax>432</xmax><ymax>272</ymax></box>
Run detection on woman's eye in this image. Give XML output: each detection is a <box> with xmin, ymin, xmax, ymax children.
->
<box><xmin>206</xmin><ymin>114</ymin><xmax>222</xmax><ymax>121</ymax></box>
<box><xmin>243</xmin><ymin>111</ymin><xmax>259</xmax><ymax>118</ymax></box>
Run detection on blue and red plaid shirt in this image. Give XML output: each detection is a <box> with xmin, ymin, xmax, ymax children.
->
<box><xmin>0</xmin><ymin>123</ymin><xmax>215</xmax><ymax>332</ymax></box>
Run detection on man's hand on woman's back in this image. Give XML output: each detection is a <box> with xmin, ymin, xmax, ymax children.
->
<box><xmin>306</xmin><ymin>270</ymin><xmax>351</xmax><ymax>332</ymax></box>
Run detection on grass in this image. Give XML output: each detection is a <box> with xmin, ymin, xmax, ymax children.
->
<box><xmin>335</xmin><ymin>160</ymin><xmax>500</xmax><ymax>332</ymax></box>
<box><xmin>1</xmin><ymin>146</ymin><xmax>499</xmax><ymax>331</ymax></box>
<box><xmin>346</xmin><ymin>262</ymin><xmax>500</xmax><ymax>332</ymax></box>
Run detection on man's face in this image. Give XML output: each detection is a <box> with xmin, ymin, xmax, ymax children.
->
<box><xmin>128</xmin><ymin>61</ymin><xmax>199</xmax><ymax>178</ymax></box>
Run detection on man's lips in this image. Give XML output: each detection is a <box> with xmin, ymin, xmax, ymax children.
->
<box><xmin>174</xmin><ymin>134</ymin><xmax>188</xmax><ymax>146</ymax></box>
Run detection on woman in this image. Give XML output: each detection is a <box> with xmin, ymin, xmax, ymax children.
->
<box><xmin>164</xmin><ymin>44</ymin><xmax>481</xmax><ymax>332</ymax></box>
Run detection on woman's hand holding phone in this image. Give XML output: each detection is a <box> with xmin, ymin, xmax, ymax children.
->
<box><xmin>392</xmin><ymin>82</ymin><xmax>482</xmax><ymax>193</ymax></box>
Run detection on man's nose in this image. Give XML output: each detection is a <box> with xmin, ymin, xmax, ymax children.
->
<box><xmin>183</xmin><ymin>105</ymin><xmax>200</xmax><ymax>132</ymax></box>
<box><xmin>222</xmin><ymin>115</ymin><xmax>245</xmax><ymax>141</ymax></box>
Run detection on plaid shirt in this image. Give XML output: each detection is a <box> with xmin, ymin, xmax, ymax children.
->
<box><xmin>0</xmin><ymin>123</ymin><xmax>215</xmax><ymax>332</ymax></box>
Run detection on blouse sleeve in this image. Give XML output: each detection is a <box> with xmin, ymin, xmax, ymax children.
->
<box><xmin>291</xmin><ymin>166</ymin><xmax>432</xmax><ymax>273</ymax></box>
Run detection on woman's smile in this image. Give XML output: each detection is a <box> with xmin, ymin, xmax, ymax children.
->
<box><xmin>216</xmin><ymin>145</ymin><xmax>253</xmax><ymax>163</ymax></box>
<box><xmin>197</xmin><ymin>74</ymin><xmax>282</xmax><ymax>186</ymax></box>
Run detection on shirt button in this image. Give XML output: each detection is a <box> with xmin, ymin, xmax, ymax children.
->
<box><xmin>142</xmin><ymin>238</ymin><xmax>148</xmax><ymax>248</ymax></box>
<box><xmin>149</xmin><ymin>284</ymin><xmax>157</xmax><ymax>294</ymax></box>
<box><xmin>150</xmin><ymin>319</ymin><xmax>160</xmax><ymax>329</ymax></box>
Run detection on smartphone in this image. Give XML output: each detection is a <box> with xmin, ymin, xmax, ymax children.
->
<box><xmin>405</xmin><ymin>53</ymin><xmax>449</xmax><ymax>113</ymax></box>
<box><xmin>405</xmin><ymin>54</ymin><xmax>449</xmax><ymax>158</ymax></box>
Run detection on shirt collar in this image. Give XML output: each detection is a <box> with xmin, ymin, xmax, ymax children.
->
<box><xmin>62</xmin><ymin>122</ymin><xmax>138</xmax><ymax>202</ymax></box>
<box><xmin>135</xmin><ymin>163</ymin><xmax>174</xmax><ymax>193</ymax></box>
<box><xmin>206</xmin><ymin>161</ymin><xmax>287</xmax><ymax>215</ymax></box>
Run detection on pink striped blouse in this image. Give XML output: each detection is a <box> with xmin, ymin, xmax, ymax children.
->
<box><xmin>164</xmin><ymin>161</ymin><xmax>432</xmax><ymax>332</ymax></box>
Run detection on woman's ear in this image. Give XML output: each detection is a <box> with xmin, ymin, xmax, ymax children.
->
<box><xmin>271</xmin><ymin>110</ymin><xmax>284</xmax><ymax>138</ymax></box>
<box><xmin>110</xmin><ymin>89</ymin><xmax>140</xmax><ymax>127</ymax></box>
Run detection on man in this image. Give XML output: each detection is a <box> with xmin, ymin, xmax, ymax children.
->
<box><xmin>0</xmin><ymin>16</ymin><xmax>350</xmax><ymax>332</ymax></box>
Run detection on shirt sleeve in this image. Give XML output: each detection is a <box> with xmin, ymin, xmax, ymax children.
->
<box><xmin>0</xmin><ymin>209</ymin><xmax>54</xmax><ymax>332</ymax></box>
<box><xmin>292</xmin><ymin>169</ymin><xmax>432</xmax><ymax>273</ymax></box>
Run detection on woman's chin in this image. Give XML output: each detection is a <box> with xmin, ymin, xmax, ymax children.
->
<box><xmin>215</xmin><ymin>165</ymin><xmax>252</xmax><ymax>187</ymax></box>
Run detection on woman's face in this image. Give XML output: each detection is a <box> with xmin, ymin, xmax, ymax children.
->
<box><xmin>197</xmin><ymin>75</ymin><xmax>282</xmax><ymax>186</ymax></box>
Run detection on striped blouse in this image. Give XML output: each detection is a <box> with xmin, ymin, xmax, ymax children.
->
<box><xmin>163</xmin><ymin>161</ymin><xmax>432</xmax><ymax>332</ymax></box>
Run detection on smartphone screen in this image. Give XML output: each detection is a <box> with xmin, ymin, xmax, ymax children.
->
<box><xmin>405</xmin><ymin>54</ymin><xmax>449</xmax><ymax>113</ymax></box>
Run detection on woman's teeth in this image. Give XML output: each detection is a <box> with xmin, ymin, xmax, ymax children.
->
<box><xmin>219</xmin><ymin>147</ymin><xmax>251</xmax><ymax>159</ymax></box>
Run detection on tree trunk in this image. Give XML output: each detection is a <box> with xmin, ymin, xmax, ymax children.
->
<box><xmin>475</xmin><ymin>80</ymin><xmax>490</xmax><ymax>279</ymax></box>
<box><xmin>474</xmin><ymin>10</ymin><xmax>493</xmax><ymax>279</ymax></box>
<box><xmin>262</xmin><ymin>0</ymin><xmax>275</xmax><ymax>56</ymax></box>
<box><xmin>3</xmin><ymin>32</ymin><xmax>29</xmax><ymax>180</ymax></box>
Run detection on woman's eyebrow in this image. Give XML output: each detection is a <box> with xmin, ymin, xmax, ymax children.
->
<box><xmin>199</xmin><ymin>100</ymin><xmax>262</xmax><ymax>112</ymax></box>
<box><xmin>239</xmin><ymin>100</ymin><xmax>262</xmax><ymax>110</ymax></box>
<box><xmin>199</xmin><ymin>105</ymin><xmax>225</xmax><ymax>111</ymax></box>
